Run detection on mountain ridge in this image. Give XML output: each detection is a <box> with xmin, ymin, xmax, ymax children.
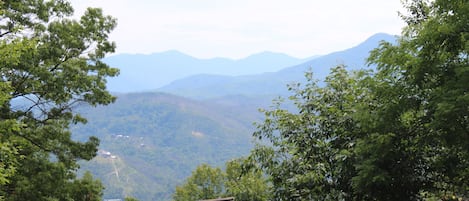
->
<box><xmin>157</xmin><ymin>33</ymin><xmax>397</xmax><ymax>99</ymax></box>
<box><xmin>104</xmin><ymin>50</ymin><xmax>312</xmax><ymax>92</ymax></box>
<box><xmin>76</xmin><ymin>32</ymin><xmax>399</xmax><ymax>200</ymax></box>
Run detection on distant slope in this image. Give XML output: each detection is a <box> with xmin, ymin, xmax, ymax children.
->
<box><xmin>157</xmin><ymin>33</ymin><xmax>397</xmax><ymax>99</ymax></box>
<box><xmin>104</xmin><ymin>51</ymin><xmax>309</xmax><ymax>92</ymax></box>
<box><xmin>74</xmin><ymin>33</ymin><xmax>398</xmax><ymax>201</ymax></box>
<box><xmin>73</xmin><ymin>92</ymin><xmax>261</xmax><ymax>201</ymax></box>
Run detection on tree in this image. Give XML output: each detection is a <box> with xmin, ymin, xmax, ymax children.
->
<box><xmin>225</xmin><ymin>158</ymin><xmax>270</xmax><ymax>201</ymax></box>
<box><xmin>173</xmin><ymin>159</ymin><xmax>270</xmax><ymax>201</ymax></box>
<box><xmin>0</xmin><ymin>83</ymin><xmax>17</xmax><ymax>187</ymax></box>
<box><xmin>366</xmin><ymin>0</ymin><xmax>469</xmax><ymax>198</ymax></box>
<box><xmin>0</xmin><ymin>0</ymin><xmax>117</xmax><ymax>200</ymax></box>
<box><xmin>124</xmin><ymin>197</ymin><xmax>140</xmax><ymax>201</ymax></box>
<box><xmin>173</xmin><ymin>164</ymin><xmax>225</xmax><ymax>201</ymax></box>
<box><xmin>68</xmin><ymin>171</ymin><xmax>105</xmax><ymax>201</ymax></box>
<box><xmin>251</xmin><ymin>66</ymin><xmax>374</xmax><ymax>200</ymax></box>
<box><xmin>250</xmin><ymin>0</ymin><xmax>469</xmax><ymax>200</ymax></box>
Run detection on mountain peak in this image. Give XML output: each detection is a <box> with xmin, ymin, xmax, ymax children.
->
<box><xmin>337</xmin><ymin>33</ymin><xmax>397</xmax><ymax>54</ymax></box>
<box><xmin>105</xmin><ymin>33</ymin><xmax>396</xmax><ymax>93</ymax></box>
<box><xmin>363</xmin><ymin>33</ymin><xmax>397</xmax><ymax>45</ymax></box>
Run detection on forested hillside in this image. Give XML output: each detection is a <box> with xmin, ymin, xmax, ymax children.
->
<box><xmin>72</xmin><ymin>33</ymin><xmax>396</xmax><ymax>201</ymax></box>
<box><xmin>73</xmin><ymin>93</ymin><xmax>262</xmax><ymax>200</ymax></box>
<box><xmin>69</xmin><ymin>32</ymin><xmax>399</xmax><ymax>200</ymax></box>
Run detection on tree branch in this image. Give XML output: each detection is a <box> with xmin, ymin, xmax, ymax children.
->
<box><xmin>0</xmin><ymin>30</ymin><xmax>12</xmax><ymax>38</ymax></box>
<box><xmin>16</xmin><ymin>132</ymin><xmax>53</xmax><ymax>153</ymax></box>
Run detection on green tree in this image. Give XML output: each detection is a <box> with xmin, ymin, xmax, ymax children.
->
<box><xmin>173</xmin><ymin>164</ymin><xmax>225</xmax><ymax>201</ymax></box>
<box><xmin>250</xmin><ymin>0</ymin><xmax>469</xmax><ymax>200</ymax></box>
<box><xmin>173</xmin><ymin>159</ymin><xmax>270</xmax><ymax>201</ymax></box>
<box><xmin>251</xmin><ymin>66</ymin><xmax>373</xmax><ymax>200</ymax></box>
<box><xmin>366</xmin><ymin>0</ymin><xmax>469</xmax><ymax>199</ymax></box>
<box><xmin>0</xmin><ymin>82</ymin><xmax>17</xmax><ymax>187</ymax></box>
<box><xmin>68</xmin><ymin>171</ymin><xmax>104</xmax><ymax>201</ymax></box>
<box><xmin>225</xmin><ymin>158</ymin><xmax>270</xmax><ymax>201</ymax></box>
<box><xmin>124</xmin><ymin>197</ymin><xmax>140</xmax><ymax>201</ymax></box>
<box><xmin>0</xmin><ymin>0</ymin><xmax>117</xmax><ymax>200</ymax></box>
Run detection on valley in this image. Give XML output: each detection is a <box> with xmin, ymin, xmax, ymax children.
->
<box><xmin>74</xmin><ymin>33</ymin><xmax>395</xmax><ymax>200</ymax></box>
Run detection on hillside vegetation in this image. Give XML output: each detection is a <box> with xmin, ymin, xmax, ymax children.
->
<box><xmin>73</xmin><ymin>33</ymin><xmax>396</xmax><ymax>201</ymax></box>
<box><xmin>73</xmin><ymin>93</ymin><xmax>261</xmax><ymax>200</ymax></box>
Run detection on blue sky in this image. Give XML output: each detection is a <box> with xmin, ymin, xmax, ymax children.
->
<box><xmin>71</xmin><ymin>0</ymin><xmax>405</xmax><ymax>59</ymax></box>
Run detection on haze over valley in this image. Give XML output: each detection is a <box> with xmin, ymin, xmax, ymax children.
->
<box><xmin>74</xmin><ymin>33</ymin><xmax>396</xmax><ymax>200</ymax></box>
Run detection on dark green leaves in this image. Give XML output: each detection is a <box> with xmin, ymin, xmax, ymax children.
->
<box><xmin>251</xmin><ymin>65</ymin><xmax>373</xmax><ymax>200</ymax></box>
<box><xmin>1</xmin><ymin>0</ymin><xmax>117</xmax><ymax>200</ymax></box>
<box><xmin>250</xmin><ymin>1</ymin><xmax>469</xmax><ymax>200</ymax></box>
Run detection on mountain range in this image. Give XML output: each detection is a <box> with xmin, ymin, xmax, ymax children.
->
<box><xmin>75</xmin><ymin>33</ymin><xmax>397</xmax><ymax>200</ymax></box>
<box><xmin>157</xmin><ymin>33</ymin><xmax>396</xmax><ymax>99</ymax></box>
<box><xmin>104</xmin><ymin>51</ymin><xmax>314</xmax><ymax>92</ymax></box>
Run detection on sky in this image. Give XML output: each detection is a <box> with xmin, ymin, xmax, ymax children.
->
<box><xmin>70</xmin><ymin>0</ymin><xmax>406</xmax><ymax>59</ymax></box>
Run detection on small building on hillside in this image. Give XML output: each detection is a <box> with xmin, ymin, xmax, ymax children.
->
<box><xmin>200</xmin><ymin>197</ymin><xmax>235</xmax><ymax>201</ymax></box>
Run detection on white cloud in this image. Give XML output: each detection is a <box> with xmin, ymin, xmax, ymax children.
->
<box><xmin>71</xmin><ymin>0</ymin><xmax>405</xmax><ymax>59</ymax></box>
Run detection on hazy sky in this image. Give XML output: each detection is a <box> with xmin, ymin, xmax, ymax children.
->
<box><xmin>71</xmin><ymin>0</ymin><xmax>406</xmax><ymax>59</ymax></box>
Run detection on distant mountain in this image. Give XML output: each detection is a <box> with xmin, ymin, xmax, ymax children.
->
<box><xmin>73</xmin><ymin>33</ymin><xmax>398</xmax><ymax>201</ymax></box>
<box><xmin>157</xmin><ymin>33</ymin><xmax>397</xmax><ymax>99</ymax></box>
<box><xmin>73</xmin><ymin>92</ymin><xmax>262</xmax><ymax>201</ymax></box>
<box><xmin>104</xmin><ymin>51</ymin><xmax>310</xmax><ymax>92</ymax></box>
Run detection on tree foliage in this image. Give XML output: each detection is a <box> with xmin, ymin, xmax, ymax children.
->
<box><xmin>251</xmin><ymin>66</ymin><xmax>374</xmax><ymax>200</ymax></box>
<box><xmin>124</xmin><ymin>197</ymin><xmax>140</xmax><ymax>201</ymax></box>
<box><xmin>367</xmin><ymin>0</ymin><xmax>469</xmax><ymax>198</ymax></box>
<box><xmin>68</xmin><ymin>171</ymin><xmax>105</xmax><ymax>201</ymax></box>
<box><xmin>173</xmin><ymin>159</ymin><xmax>270</xmax><ymax>201</ymax></box>
<box><xmin>173</xmin><ymin>164</ymin><xmax>225</xmax><ymax>201</ymax></box>
<box><xmin>250</xmin><ymin>0</ymin><xmax>469</xmax><ymax>200</ymax></box>
<box><xmin>0</xmin><ymin>0</ymin><xmax>117</xmax><ymax>200</ymax></box>
<box><xmin>224</xmin><ymin>158</ymin><xmax>271</xmax><ymax>201</ymax></box>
